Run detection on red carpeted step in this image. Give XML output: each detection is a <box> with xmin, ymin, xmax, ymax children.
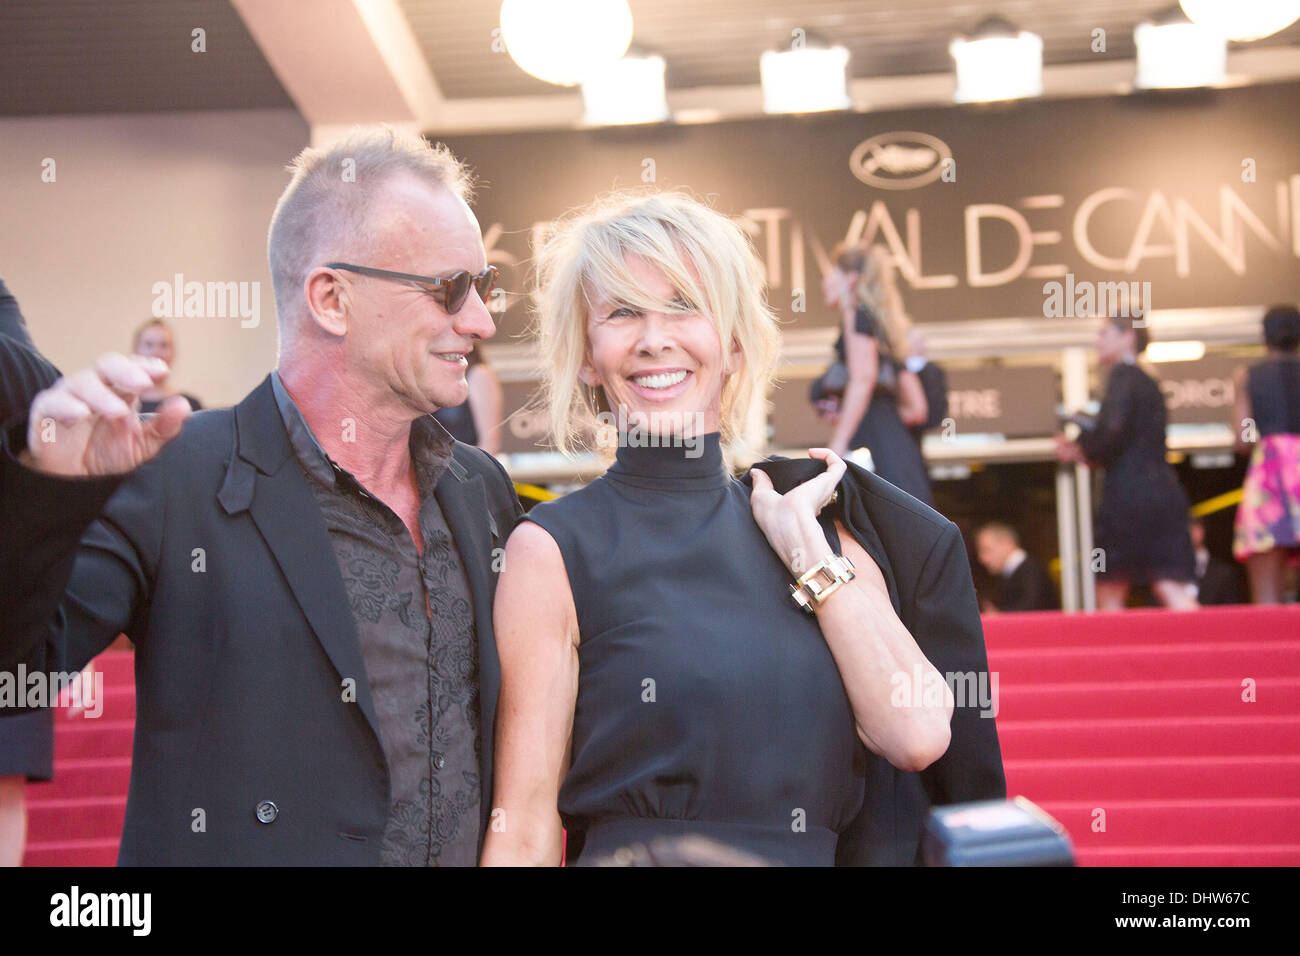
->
<box><xmin>27</xmin><ymin>796</ymin><xmax>127</xmax><ymax>843</ymax></box>
<box><xmin>89</xmin><ymin>651</ymin><xmax>135</xmax><ymax>684</ymax></box>
<box><xmin>27</xmin><ymin>757</ymin><xmax>132</xmax><ymax>799</ymax></box>
<box><xmin>50</xmin><ymin>718</ymin><xmax>134</xmax><ymax>759</ymax></box>
<box><xmin>54</xmin><ymin>684</ymin><xmax>136</xmax><ymax>722</ymax></box>
<box><xmin>22</xmin><ymin>838</ymin><xmax>121</xmax><ymax>868</ymax></box>
<box><xmin>1074</xmin><ymin>844</ymin><xmax>1300</xmax><ymax>866</ymax></box>
<box><xmin>993</xmin><ymin>678</ymin><xmax>1300</xmax><ymax>720</ymax></box>
<box><xmin>986</xmin><ymin>640</ymin><xmax>1299</xmax><ymax>683</ymax></box>
<box><xmin>997</xmin><ymin>715</ymin><xmax>1300</xmax><ymax>758</ymax></box>
<box><xmin>983</xmin><ymin>606</ymin><xmax>1300</xmax><ymax>649</ymax></box>
<box><xmin>1006</xmin><ymin>755</ymin><xmax>1300</xmax><ymax>801</ymax></box>
<box><xmin>100</xmin><ymin>685</ymin><xmax>135</xmax><ymax>721</ymax></box>
<box><xmin>1035</xmin><ymin>798</ymin><xmax>1300</xmax><ymax>846</ymax></box>
<box><xmin>20</xmin><ymin>650</ymin><xmax>136</xmax><ymax>866</ymax></box>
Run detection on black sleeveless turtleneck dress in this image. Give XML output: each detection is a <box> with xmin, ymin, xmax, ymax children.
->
<box><xmin>523</xmin><ymin>433</ymin><xmax>867</xmax><ymax>866</ymax></box>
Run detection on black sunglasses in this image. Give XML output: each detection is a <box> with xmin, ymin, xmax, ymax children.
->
<box><xmin>325</xmin><ymin>262</ymin><xmax>499</xmax><ymax>315</ymax></box>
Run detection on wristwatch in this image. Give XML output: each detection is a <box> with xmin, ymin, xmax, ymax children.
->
<box><xmin>790</xmin><ymin>554</ymin><xmax>856</xmax><ymax>612</ymax></box>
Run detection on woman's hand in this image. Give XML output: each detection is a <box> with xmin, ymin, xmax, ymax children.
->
<box><xmin>749</xmin><ymin>448</ymin><xmax>846</xmax><ymax>576</ymax></box>
<box><xmin>1054</xmin><ymin>434</ymin><xmax>1084</xmax><ymax>464</ymax></box>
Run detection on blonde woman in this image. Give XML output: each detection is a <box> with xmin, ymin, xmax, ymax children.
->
<box><xmin>130</xmin><ymin>319</ymin><xmax>203</xmax><ymax>413</ymax></box>
<box><xmin>480</xmin><ymin>192</ymin><xmax>962</xmax><ymax>867</ymax></box>
<box><xmin>824</xmin><ymin>243</ymin><xmax>933</xmax><ymax>505</ymax></box>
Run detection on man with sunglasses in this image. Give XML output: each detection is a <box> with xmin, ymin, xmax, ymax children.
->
<box><xmin>1</xmin><ymin>128</ymin><xmax>523</xmax><ymax>865</ymax></box>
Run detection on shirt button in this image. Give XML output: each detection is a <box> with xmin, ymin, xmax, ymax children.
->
<box><xmin>434</xmin><ymin>754</ymin><xmax>446</xmax><ymax>771</ymax></box>
<box><xmin>255</xmin><ymin>800</ymin><xmax>279</xmax><ymax>824</ymax></box>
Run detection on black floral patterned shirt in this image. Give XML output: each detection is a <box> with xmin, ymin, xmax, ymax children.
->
<box><xmin>270</xmin><ymin>371</ymin><xmax>481</xmax><ymax>866</ymax></box>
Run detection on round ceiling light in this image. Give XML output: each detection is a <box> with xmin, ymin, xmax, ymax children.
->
<box><xmin>1179</xmin><ymin>0</ymin><xmax>1300</xmax><ymax>41</ymax></box>
<box><xmin>499</xmin><ymin>0</ymin><xmax>634</xmax><ymax>87</ymax></box>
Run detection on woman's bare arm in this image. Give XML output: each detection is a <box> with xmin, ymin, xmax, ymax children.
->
<box><xmin>479</xmin><ymin>521</ymin><xmax>580</xmax><ymax>866</ymax></box>
<box><xmin>749</xmin><ymin>451</ymin><xmax>952</xmax><ymax>772</ymax></box>
<box><xmin>813</xmin><ymin>522</ymin><xmax>953</xmax><ymax>770</ymax></box>
<box><xmin>1233</xmin><ymin>365</ymin><xmax>1253</xmax><ymax>455</ymax></box>
<box><xmin>896</xmin><ymin>369</ymin><xmax>929</xmax><ymax>427</ymax></box>
<box><xmin>467</xmin><ymin>364</ymin><xmax>504</xmax><ymax>455</ymax></box>
<box><xmin>829</xmin><ymin>312</ymin><xmax>878</xmax><ymax>456</ymax></box>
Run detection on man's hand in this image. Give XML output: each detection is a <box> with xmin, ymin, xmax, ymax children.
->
<box><xmin>23</xmin><ymin>352</ymin><xmax>192</xmax><ymax>477</ymax></box>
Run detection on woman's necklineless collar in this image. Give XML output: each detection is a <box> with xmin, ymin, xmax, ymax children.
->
<box><xmin>606</xmin><ymin>431</ymin><xmax>729</xmax><ymax>489</ymax></box>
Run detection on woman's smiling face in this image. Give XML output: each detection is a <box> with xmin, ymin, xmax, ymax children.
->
<box><xmin>581</xmin><ymin>253</ymin><xmax>739</xmax><ymax>440</ymax></box>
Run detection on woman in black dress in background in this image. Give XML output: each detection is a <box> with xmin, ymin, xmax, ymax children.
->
<box><xmin>823</xmin><ymin>243</ymin><xmax>932</xmax><ymax>505</ymax></box>
<box><xmin>480</xmin><ymin>192</ymin><xmax>954</xmax><ymax>866</ymax></box>
<box><xmin>1056</xmin><ymin>315</ymin><xmax>1198</xmax><ymax>610</ymax></box>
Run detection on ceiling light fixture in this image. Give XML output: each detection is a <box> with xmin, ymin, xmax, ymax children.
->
<box><xmin>760</xmin><ymin>33</ymin><xmax>851</xmax><ymax>114</ymax></box>
<box><xmin>499</xmin><ymin>0</ymin><xmax>633</xmax><ymax>87</ymax></box>
<box><xmin>1180</xmin><ymin>0</ymin><xmax>1300</xmax><ymax>41</ymax></box>
<box><xmin>581</xmin><ymin>51</ymin><xmax>670</xmax><ymax>125</ymax></box>
<box><xmin>950</xmin><ymin>16</ymin><xmax>1043</xmax><ymax>103</ymax></box>
<box><xmin>1135</xmin><ymin>7</ymin><xmax>1227</xmax><ymax>89</ymax></box>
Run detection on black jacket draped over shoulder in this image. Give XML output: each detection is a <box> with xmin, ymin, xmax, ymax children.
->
<box><xmin>743</xmin><ymin>456</ymin><xmax>1007</xmax><ymax>865</ymax></box>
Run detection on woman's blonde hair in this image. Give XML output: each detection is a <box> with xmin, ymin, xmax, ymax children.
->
<box><xmin>833</xmin><ymin>242</ymin><xmax>912</xmax><ymax>360</ymax></box>
<box><xmin>131</xmin><ymin>317</ymin><xmax>173</xmax><ymax>351</ymax></box>
<box><xmin>531</xmin><ymin>189</ymin><xmax>780</xmax><ymax>457</ymax></box>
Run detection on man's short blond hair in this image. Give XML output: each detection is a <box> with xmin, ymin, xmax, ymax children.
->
<box><xmin>267</xmin><ymin>126</ymin><xmax>473</xmax><ymax>328</ymax></box>
<box><xmin>531</xmin><ymin>189</ymin><xmax>781</xmax><ymax>457</ymax></box>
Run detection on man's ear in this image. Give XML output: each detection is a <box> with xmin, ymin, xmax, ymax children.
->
<box><xmin>303</xmin><ymin>267</ymin><xmax>350</xmax><ymax>337</ymax></box>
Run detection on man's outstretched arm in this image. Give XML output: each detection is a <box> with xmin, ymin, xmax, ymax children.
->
<box><xmin>1</xmin><ymin>351</ymin><xmax>190</xmax><ymax>677</ymax></box>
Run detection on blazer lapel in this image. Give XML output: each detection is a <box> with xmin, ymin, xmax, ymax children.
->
<box><xmin>433</xmin><ymin>459</ymin><xmax>500</xmax><ymax>837</ymax></box>
<box><xmin>219</xmin><ymin>377</ymin><xmax>383</xmax><ymax>748</ymax></box>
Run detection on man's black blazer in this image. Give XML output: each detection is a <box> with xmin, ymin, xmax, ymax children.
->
<box><xmin>1197</xmin><ymin>554</ymin><xmax>1246</xmax><ymax>605</ymax></box>
<box><xmin>1</xmin><ymin>375</ymin><xmax>522</xmax><ymax>865</ymax></box>
<box><xmin>747</xmin><ymin>457</ymin><xmax>1007</xmax><ymax>865</ymax></box>
<box><xmin>909</xmin><ymin>361</ymin><xmax>949</xmax><ymax>444</ymax></box>
<box><xmin>1000</xmin><ymin>555</ymin><xmax>1058</xmax><ymax>612</ymax></box>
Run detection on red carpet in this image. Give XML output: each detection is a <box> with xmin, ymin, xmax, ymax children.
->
<box><xmin>22</xmin><ymin>605</ymin><xmax>1300</xmax><ymax>866</ymax></box>
<box><xmin>985</xmin><ymin>604</ymin><xmax>1300</xmax><ymax>866</ymax></box>
<box><xmin>22</xmin><ymin>650</ymin><xmax>134</xmax><ymax>867</ymax></box>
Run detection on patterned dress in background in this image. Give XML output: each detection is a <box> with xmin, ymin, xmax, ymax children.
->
<box><xmin>1234</xmin><ymin>357</ymin><xmax>1300</xmax><ymax>561</ymax></box>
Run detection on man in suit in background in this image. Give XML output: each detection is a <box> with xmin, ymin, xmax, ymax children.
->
<box><xmin>1</xmin><ymin>128</ymin><xmax>522</xmax><ymax>865</ymax></box>
<box><xmin>1190</xmin><ymin>515</ymin><xmax>1247</xmax><ymax>605</ymax></box>
<box><xmin>906</xmin><ymin>329</ymin><xmax>949</xmax><ymax>446</ymax></box>
<box><xmin>976</xmin><ymin>522</ymin><xmax>1058</xmax><ymax>613</ymax></box>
